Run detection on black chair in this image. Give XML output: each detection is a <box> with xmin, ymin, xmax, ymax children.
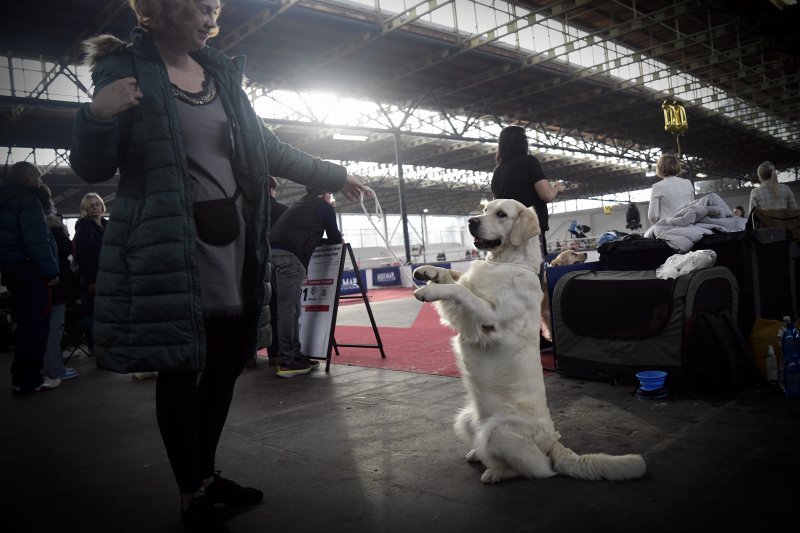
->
<box><xmin>62</xmin><ymin>305</ymin><xmax>93</xmax><ymax>362</ymax></box>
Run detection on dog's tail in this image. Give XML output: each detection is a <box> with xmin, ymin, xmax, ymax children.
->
<box><xmin>549</xmin><ymin>442</ymin><xmax>646</xmax><ymax>481</ymax></box>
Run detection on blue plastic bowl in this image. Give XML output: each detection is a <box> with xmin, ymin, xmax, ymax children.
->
<box><xmin>636</xmin><ymin>370</ymin><xmax>667</xmax><ymax>391</ymax></box>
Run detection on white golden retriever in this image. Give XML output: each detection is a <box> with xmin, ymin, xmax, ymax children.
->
<box><xmin>413</xmin><ymin>199</ymin><xmax>646</xmax><ymax>484</ymax></box>
<box><xmin>549</xmin><ymin>249</ymin><xmax>588</xmax><ymax>266</ymax></box>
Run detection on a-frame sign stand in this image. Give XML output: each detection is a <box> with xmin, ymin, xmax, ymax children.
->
<box><xmin>323</xmin><ymin>243</ymin><xmax>385</xmax><ymax>372</ymax></box>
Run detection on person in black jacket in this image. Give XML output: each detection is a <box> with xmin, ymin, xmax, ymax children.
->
<box><xmin>269</xmin><ymin>186</ymin><xmax>342</xmax><ymax>378</ymax></box>
<box><xmin>0</xmin><ymin>162</ymin><xmax>61</xmax><ymax>393</ymax></box>
<box><xmin>73</xmin><ymin>192</ymin><xmax>107</xmax><ymax>312</ymax></box>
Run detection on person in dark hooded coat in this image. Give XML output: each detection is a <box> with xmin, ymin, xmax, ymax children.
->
<box><xmin>0</xmin><ymin>162</ymin><xmax>60</xmax><ymax>393</ymax></box>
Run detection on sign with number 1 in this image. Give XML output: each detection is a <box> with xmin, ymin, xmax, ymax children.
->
<box><xmin>298</xmin><ymin>243</ymin><xmax>345</xmax><ymax>358</ymax></box>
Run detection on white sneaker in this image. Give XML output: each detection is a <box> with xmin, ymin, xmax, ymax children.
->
<box><xmin>35</xmin><ymin>377</ymin><xmax>61</xmax><ymax>391</ymax></box>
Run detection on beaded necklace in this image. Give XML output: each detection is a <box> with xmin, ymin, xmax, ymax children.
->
<box><xmin>171</xmin><ymin>73</ymin><xmax>217</xmax><ymax>105</ymax></box>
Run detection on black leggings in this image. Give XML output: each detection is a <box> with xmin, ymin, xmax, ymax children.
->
<box><xmin>155</xmin><ymin>314</ymin><xmax>252</xmax><ymax>494</ymax></box>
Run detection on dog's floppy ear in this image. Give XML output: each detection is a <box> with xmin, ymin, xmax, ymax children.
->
<box><xmin>550</xmin><ymin>252</ymin><xmax>566</xmax><ymax>266</ymax></box>
<box><xmin>509</xmin><ymin>206</ymin><xmax>540</xmax><ymax>246</ymax></box>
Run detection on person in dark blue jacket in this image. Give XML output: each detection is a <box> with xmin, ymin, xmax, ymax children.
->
<box><xmin>0</xmin><ymin>162</ymin><xmax>61</xmax><ymax>393</ymax></box>
<box><xmin>269</xmin><ymin>186</ymin><xmax>342</xmax><ymax>377</ymax></box>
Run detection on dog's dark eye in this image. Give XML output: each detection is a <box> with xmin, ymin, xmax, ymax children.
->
<box><xmin>497</xmin><ymin>210</ymin><xmax>507</xmax><ymax>218</ymax></box>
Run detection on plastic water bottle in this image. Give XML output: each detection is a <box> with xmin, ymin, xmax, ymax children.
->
<box><xmin>766</xmin><ymin>345</ymin><xmax>779</xmax><ymax>386</ymax></box>
<box><xmin>780</xmin><ymin>316</ymin><xmax>800</xmax><ymax>399</ymax></box>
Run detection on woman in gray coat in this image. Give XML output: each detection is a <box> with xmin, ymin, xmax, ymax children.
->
<box><xmin>69</xmin><ymin>1</ymin><xmax>368</xmax><ymax>531</ymax></box>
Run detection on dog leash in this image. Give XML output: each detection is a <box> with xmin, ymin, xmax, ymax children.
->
<box><xmin>358</xmin><ymin>188</ymin><xmax>416</xmax><ymax>286</ymax></box>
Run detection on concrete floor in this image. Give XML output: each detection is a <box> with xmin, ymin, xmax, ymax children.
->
<box><xmin>2</xmin><ymin>348</ymin><xmax>799</xmax><ymax>533</ymax></box>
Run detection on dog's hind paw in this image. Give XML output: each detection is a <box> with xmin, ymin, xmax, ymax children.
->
<box><xmin>481</xmin><ymin>468</ymin><xmax>514</xmax><ymax>484</ymax></box>
<box><xmin>480</xmin><ymin>466</ymin><xmax>522</xmax><ymax>484</ymax></box>
<box><xmin>466</xmin><ymin>449</ymin><xmax>480</xmax><ymax>463</ymax></box>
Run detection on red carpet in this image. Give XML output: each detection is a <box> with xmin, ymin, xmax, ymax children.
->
<box><xmin>332</xmin><ymin>300</ymin><xmax>461</xmax><ymax>376</ymax></box>
<box><xmin>330</xmin><ymin>289</ymin><xmax>555</xmax><ymax>378</ymax></box>
<box><xmin>260</xmin><ymin>287</ymin><xmax>555</xmax><ymax>377</ymax></box>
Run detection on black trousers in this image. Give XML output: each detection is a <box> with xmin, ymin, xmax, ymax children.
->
<box><xmin>8</xmin><ymin>276</ymin><xmax>50</xmax><ymax>390</ymax></box>
<box><xmin>155</xmin><ymin>314</ymin><xmax>252</xmax><ymax>494</ymax></box>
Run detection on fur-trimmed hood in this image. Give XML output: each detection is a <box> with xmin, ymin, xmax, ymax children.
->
<box><xmin>81</xmin><ymin>34</ymin><xmax>128</xmax><ymax>71</ymax></box>
<box><xmin>80</xmin><ymin>29</ymin><xmax>244</xmax><ymax>78</ymax></box>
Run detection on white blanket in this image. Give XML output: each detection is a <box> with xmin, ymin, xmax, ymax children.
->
<box><xmin>644</xmin><ymin>193</ymin><xmax>747</xmax><ymax>252</ymax></box>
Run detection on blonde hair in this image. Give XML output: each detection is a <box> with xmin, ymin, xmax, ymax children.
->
<box><xmin>128</xmin><ymin>0</ymin><xmax>220</xmax><ymax>39</ymax></box>
<box><xmin>80</xmin><ymin>193</ymin><xmax>106</xmax><ymax>218</ymax></box>
<box><xmin>757</xmin><ymin>161</ymin><xmax>780</xmax><ymax>198</ymax></box>
<box><xmin>656</xmin><ymin>154</ymin><xmax>682</xmax><ymax>179</ymax></box>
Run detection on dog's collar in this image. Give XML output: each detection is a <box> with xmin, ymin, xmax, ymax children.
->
<box><xmin>485</xmin><ymin>259</ymin><xmax>539</xmax><ymax>275</ymax></box>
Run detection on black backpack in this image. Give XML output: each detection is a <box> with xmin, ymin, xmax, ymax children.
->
<box><xmin>683</xmin><ymin>308</ymin><xmax>756</xmax><ymax>399</ymax></box>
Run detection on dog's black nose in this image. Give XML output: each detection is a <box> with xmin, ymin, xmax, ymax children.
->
<box><xmin>468</xmin><ymin>217</ymin><xmax>479</xmax><ymax>228</ymax></box>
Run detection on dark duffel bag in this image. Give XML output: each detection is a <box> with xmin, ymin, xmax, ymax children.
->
<box><xmin>598</xmin><ymin>235</ymin><xmax>673</xmax><ymax>271</ymax></box>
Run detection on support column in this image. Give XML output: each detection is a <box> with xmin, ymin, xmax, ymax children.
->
<box><xmin>394</xmin><ymin>132</ymin><xmax>412</xmax><ymax>263</ymax></box>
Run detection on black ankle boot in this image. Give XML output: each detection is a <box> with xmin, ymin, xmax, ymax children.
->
<box><xmin>204</xmin><ymin>471</ymin><xmax>263</xmax><ymax>510</ymax></box>
<box><xmin>182</xmin><ymin>492</ymin><xmax>230</xmax><ymax>533</ymax></box>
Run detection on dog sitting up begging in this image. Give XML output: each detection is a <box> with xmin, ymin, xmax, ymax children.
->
<box><xmin>413</xmin><ymin>199</ymin><xmax>646</xmax><ymax>484</ymax></box>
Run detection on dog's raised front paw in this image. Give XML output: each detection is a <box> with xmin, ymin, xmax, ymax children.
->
<box><xmin>466</xmin><ymin>449</ymin><xmax>481</xmax><ymax>463</ymax></box>
<box><xmin>414</xmin><ymin>284</ymin><xmax>439</xmax><ymax>302</ymax></box>
<box><xmin>413</xmin><ymin>265</ymin><xmax>440</xmax><ymax>283</ymax></box>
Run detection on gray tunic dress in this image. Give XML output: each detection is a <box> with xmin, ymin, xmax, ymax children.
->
<box><xmin>174</xmin><ymin>79</ymin><xmax>246</xmax><ymax>317</ymax></box>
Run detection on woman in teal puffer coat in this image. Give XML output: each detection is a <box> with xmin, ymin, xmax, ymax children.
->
<box><xmin>69</xmin><ymin>1</ymin><xmax>369</xmax><ymax>530</ymax></box>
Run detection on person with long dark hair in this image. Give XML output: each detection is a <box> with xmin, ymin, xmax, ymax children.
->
<box><xmin>0</xmin><ymin>162</ymin><xmax>61</xmax><ymax>393</ymax></box>
<box><xmin>69</xmin><ymin>1</ymin><xmax>369</xmax><ymax>531</ymax></box>
<box><xmin>491</xmin><ymin>126</ymin><xmax>565</xmax><ymax>256</ymax></box>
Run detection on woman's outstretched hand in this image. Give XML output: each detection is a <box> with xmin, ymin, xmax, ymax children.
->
<box><xmin>339</xmin><ymin>174</ymin><xmax>372</xmax><ymax>201</ymax></box>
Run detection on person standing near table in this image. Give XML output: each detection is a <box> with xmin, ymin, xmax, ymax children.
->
<box><xmin>68</xmin><ymin>1</ymin><xmax>369</xmax><ymax>531</ymax></box>
<box><xmin>491</xmin><ymin>125</ymin><xmax>565</xmax><ymax>256</ymax></box>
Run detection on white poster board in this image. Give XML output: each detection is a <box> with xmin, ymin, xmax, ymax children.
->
<box><xmin>298</xmin><ymin>243</ymin><xmax>345</xmax><ymax>358</ymax></box>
